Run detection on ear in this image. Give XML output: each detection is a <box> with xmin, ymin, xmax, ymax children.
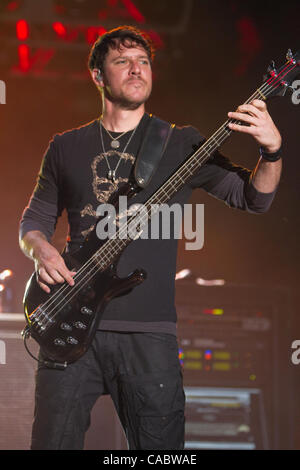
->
<box><xmin>91</xmin><ymin>68</ymin><xmax>104</xmax><ymax>88</ymax></box>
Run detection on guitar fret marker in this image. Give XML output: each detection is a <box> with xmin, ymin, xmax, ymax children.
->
<box><xmin>257</xmin><ymin>88</ymin><xmax>266</xmax><ymax>100</ymax></box>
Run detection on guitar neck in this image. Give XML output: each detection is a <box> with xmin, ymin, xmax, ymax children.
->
<box><xmin>140</xmin><ymin>80</ymin><xmax>275</xmax><ymax>209</ymax></box>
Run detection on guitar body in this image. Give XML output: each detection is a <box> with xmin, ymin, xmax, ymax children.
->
<box><xmin>23</xmin><ymin>182</ymin><xmax>147</xmax><ymax>365</ymax></box>
<box><xmin>23</xmin><ymin>250</ymin><xmax>146</xmax><ymax>365</ymax></box>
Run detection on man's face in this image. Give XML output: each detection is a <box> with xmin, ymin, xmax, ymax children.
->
<box><xmin>100</xmin><ymin>42</ymin><xmax>152</xmax><ymax>110</ymax></box>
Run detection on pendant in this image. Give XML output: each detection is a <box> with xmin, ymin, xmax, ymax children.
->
<box><xmin>107</xmin><ymin>170</ymin><xmax>116</xmax><ymax>182</ymax></box>
<box><xmin>111</xmin><ymin>140</ymin><xmax>120</xmax><ymax>149</ymax></box>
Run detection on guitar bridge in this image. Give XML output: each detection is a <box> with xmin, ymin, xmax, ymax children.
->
<box><xmin>27</xmin><ymin>306</ymin><xmax>55</xmax><ymax>334</ymax></box>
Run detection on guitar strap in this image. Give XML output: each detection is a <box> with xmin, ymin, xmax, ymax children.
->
<box><xmin>134</xmin><ymin>114</ymin><xmax>175</xmax><ymax>189</ymax></box>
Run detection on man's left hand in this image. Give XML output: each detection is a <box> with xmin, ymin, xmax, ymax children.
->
<box><xmin>227</xmin><ymin>99</ymin><xmax>282</xmax><ymax>153</ymax></box>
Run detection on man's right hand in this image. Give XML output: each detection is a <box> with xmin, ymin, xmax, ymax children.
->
<box><xmin>20</xmin><ymin>231</ymin><xmax>76</xmax><ymax>294</ymax></box>
<box><xmin>34</xmin><ymin>241</ymin><xmax>76</xmax><ymax>293</ymax></box>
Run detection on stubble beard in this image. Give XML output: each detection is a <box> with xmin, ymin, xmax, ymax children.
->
<box><xmin>105</xmin><ymin>81</ymin><xmax>152</xmax><ymax>111</ymax></box>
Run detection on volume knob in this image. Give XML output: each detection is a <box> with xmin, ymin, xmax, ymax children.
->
<box><xmin>74</xmin><ymin>321</ymin><xmax>87</xmax><ymax>330</ymax></box>
<box><xmin>81</xmin><ymin>306</ymin><xmax>93</xmax><ymax>316</ymax></box>
<box><xmin>66</xmin><ymin>336</ymin><xmax>78</xmax><ymax>345</ymax></box>
<box><xmin>60</xmin><ymin>322</ymin><xmax>72</xmax><ymax>331</ymax></box>
<box><xmin>54</xmin><ymin>338</ymin><xmax>66</xmax><ymax>347</ymax></box>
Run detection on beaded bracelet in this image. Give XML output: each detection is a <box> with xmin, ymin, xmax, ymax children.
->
<box><xmin>259</xmin><ymin>145</ymin><xmax>282</xmax><ymax>162</ymax></box>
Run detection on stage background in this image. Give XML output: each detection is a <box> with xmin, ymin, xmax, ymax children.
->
<box><xmin>0</xmin><ymin>0</ymin><xmax>299</xmax><ymax>449</ymax></box>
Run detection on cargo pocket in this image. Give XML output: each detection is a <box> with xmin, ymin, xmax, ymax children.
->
<box><xmin>120</xmin><ymin>369</ymin><xmax>185</xmax><ymax>450</ymax></box>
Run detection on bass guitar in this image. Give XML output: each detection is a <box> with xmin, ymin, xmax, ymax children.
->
<box><xmin>22</xmin><ymin>49</ymin><xmax>299</xmax><ymax>368</ymax></box>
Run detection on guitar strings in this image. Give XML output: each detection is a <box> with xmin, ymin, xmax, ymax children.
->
<box><xmin>32</xmin><ymin>61</ymin><xmax>295</xmax><ymax>328</ymax></box>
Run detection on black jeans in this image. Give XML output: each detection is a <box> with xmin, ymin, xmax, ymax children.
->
<box><xmin>31</xmin><ymin>331</ymin><xmax>185</xmax><ymax>450</ymax></box>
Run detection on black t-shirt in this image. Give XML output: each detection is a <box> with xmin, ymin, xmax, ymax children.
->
<box><xmin>20</xmin><ymin>113</ymin><xmax>278</xmax><ymax>335</ymax></box>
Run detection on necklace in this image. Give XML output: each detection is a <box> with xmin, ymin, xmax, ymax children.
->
<box><xmin>99</xmin><ymin>119</ymin><xmax>138</xmax><ymax>182</ymax></box>
<box><xmin>100</xmin><ymin>121</ymin><xmax>130</xmax><ymax>149</ymax></box>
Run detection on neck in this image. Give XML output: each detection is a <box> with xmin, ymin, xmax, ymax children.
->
<box><xmin>101</xmin><ymin>101</ymin><xmax>145</xmax><ymax>132</ymax></box>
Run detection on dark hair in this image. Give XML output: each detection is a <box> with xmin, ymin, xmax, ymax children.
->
<box><xmin>88</xmin><ymin>25</ymin><xmax>155</xmax><ymax>73</ymax></box>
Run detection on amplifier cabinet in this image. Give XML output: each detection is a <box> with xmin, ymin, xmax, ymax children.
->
<box><xmin>0</xmin><ymin>314</ymin><xmax>126</xmax><ymax>450</ymax></box>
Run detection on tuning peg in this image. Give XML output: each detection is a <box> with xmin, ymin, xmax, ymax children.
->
<box><xmin>267</xmin><ymin>60</ymin><xmax>277</xmax><ymax>77</ymax></box>
<box><xmin>268</xmin><ymin>60</ymin><xmax>276</xmax><ymax>71</ymax></box>
<box><xmin>286</xmin><ymin>49</ymin><xmax>296</xmax><ymax>65</ymax></box>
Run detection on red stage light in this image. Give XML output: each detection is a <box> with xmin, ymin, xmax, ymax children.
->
<box><xmin>100</xmin><ymin>0</ymin><xmax>145</xmax><ymax>23</ymax></box>
<box><xmin>52</xmin><ymin>22</ymin><xmax>67</xmax><ymax>38</ymax></box>
<box><xmin>86</xmin><ymin>26</ymin><xmax>107</xmax><ymax>45</ymax></box>
<box><xmin>18</xmin><ymin>44</ymin><xmax>30</xmax><ymax>71</ymax></box>
<box><xmin>6</xmin><ymin>1</ymin><xmax>19</xmax><ymax>11</ymax></box>
<box><xmin>122</xmin><ymin>0</ymin><xmax>145</xmax><ymax>23</ymax></box>
<box><xmin>16</xmin><ymin>19</ymin><xmax>29</xmax><ymax>41</ymax></box>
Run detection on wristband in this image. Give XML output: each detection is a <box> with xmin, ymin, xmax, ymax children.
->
<box><xmin>259</xmin><ymin>145</ymin><xmax>282</xmax><ymax>162</ymax></box>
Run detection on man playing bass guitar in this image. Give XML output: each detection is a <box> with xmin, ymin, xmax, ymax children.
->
<box><xmin>19</xmin><ymin>26</ymin><xmax>282</xmax><ymax>450</ymax></box>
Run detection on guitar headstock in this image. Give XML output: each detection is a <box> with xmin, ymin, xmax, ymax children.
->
<box><xmin>262</xmin><ymin>49</ymin><xmax>300</xmax><ymax>101</ymax></box>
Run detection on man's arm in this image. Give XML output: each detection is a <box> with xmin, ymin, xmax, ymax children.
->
<box><xmin>250</xmin><ymin>157</ymin><xmax>282</xmax><ymax>193</ymax></box>
<box><xmin>20</xmin><ymin>230</ymin><xmax>76</xmax><ymax>294</ymax></box>
<box><xmin>19</xmin><ymin>135</ymin><xmax>75</xmax><ymax>293</ymax></box>
<box><xmin>228</xmin><ymin>99</ymin><xmax>282</xmax><ymax>193</ymax></box>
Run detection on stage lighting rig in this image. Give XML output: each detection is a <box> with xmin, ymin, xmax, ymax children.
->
<box><xmin>0</xmin><ymin>0</ymin><xmax>193</xmax><ymax>77</ymax></box>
